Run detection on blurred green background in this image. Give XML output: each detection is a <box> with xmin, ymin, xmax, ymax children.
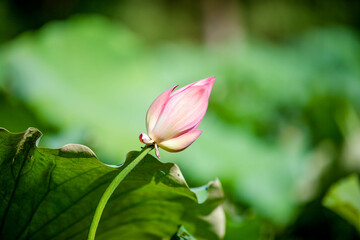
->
<box><xmin>1</xmin><ymin>0</ymin><xmax>360</xmax><ymax>239</ymax></box>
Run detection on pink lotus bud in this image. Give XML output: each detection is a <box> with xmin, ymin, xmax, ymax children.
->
<box><xmin>140</xmin><ymin>76</ymin><xmax>215</xmax><ymax>158</ymax></box>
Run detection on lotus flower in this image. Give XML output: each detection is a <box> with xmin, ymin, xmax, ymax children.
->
<box><xmin>139</xmin><ymin>77</ymin><xmax>215</xmax><ymax>158</ymax></box>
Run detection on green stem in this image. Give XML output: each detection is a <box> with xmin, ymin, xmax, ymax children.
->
<box><xmin>87</xmin><ymin>146</ymin><xmax>153</xmax><ymax>240</ymax></box>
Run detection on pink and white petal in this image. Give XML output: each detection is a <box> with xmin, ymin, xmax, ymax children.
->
<box><xmin>146</xmin><ymin>85</ymin><xmax>178</xmax><ymax>133</ymax></box>
<box><xmin>139</xmin><ymin>133</ymin><xmax>154</xmax><ymax>145</ymax></box>
<box><xmin>155</xmin><ymin>144</ymin><xmax>160</xmax><ymax>159</ymax></box>
<box><xmin>150</xmin><ymin>83</ymin><xmax>213</xmax><ymax>141</ymax></box>
<box><xmin>158</xmin><ymin>129</ymin><xmax>202</xmax><ymax>152</ymax></box>
<box><xmin>170</xmin><ymin>76</ymin><xmax>215</xmax><ymax>98</ymax></box>
<box><xmin>192</xmin><ymin>76</ymin><xmax>215</xmax><ymax>87</ymax></box>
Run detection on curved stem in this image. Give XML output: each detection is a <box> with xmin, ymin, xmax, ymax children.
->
<box><xmin>87</xmin><ymin>146</ymin><xmax>153</xmax><ymax>240</ymax></box>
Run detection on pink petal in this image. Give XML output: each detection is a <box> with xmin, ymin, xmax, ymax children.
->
<box><xmin>158</xmin><ymin>129</ymin><xmax>202</xmax><ymax>152</ymax></box>
<box><xmin>170</xmin><ymin>76</ymin><xmax>215</xmax><ymax>98</ymax></box>
<box><xmin>150</xmin><ymin>78</ymin><xmax>214</xmax><ymax>141</ymax></box>
<box><xmin>146</xmin><ymin>85</ymin><xmax>178</xmax><ymax>133</ymax></box>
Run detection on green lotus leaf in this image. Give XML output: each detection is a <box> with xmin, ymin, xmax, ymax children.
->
<box><xmin>0</xmin><ymin>127</ymin><xmax>225</xmax><ymax>239</ymax></box>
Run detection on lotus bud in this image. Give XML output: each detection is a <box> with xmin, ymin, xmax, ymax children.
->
<box><xmin>139</xmin><ymin>76</ymin><xmax>215</xmax><ymax>158</ymax></box>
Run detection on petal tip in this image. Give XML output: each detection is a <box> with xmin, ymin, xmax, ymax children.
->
<box><xmin>205</xmin><ymin>76</ymin><xmax>215</xmax><ymax>86</ymax></box>
<box><xmin>191</xmin><ymin>76</ymin><xmax>215</xmax><ymax>89</ymax></box>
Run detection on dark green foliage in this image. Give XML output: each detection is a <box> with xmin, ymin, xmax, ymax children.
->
<box><xmin>323</xmin><ymin>174</ymin><xmax>360</xmax><ymax>232</ymax></box>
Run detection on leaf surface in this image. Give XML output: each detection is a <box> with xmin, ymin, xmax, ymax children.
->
<box><xmin>323</xmin><ymin>174</ymin><xmax>360</xmax><ymax>231</ymax></box>
<box><xmin>0</xmin><ymin>127</ymin><xmax>225</xmax><ymax>240</ymax></box>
